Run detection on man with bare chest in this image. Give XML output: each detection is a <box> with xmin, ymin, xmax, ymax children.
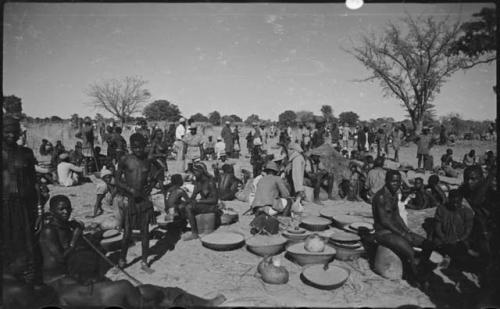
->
<box><xmin>115</xmin><ymin>133</ymin><xmax>161</xmax><ymax>273</ymax></box>
<box><xmin>179</xmin><ymin>163</ymin><xmax>220</xmax><ymax>241</ymax></box>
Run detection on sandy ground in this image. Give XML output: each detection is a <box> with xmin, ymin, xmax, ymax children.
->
<box><xmin>44</xmin><ymin>138</ymin><xmax>495</xmax><ymax>308</ymax></box>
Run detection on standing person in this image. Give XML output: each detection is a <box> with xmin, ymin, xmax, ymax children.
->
<box><xmin>330</xmin><ymin>123</ymin><xmax>340</xmax><ymax>147</ymax></box>
<box><xmin>439</xmin><ymin>124</ymin><xmax>447</xmax><ymax>145</ymax></box>
<box><xmin>175</xmin><ymin>118</ymin><xmax>187</xmax><ymax>162</ymax></box>
<box><xmin>414</xmin><ymin>127</ymin><xmax>434</xmax><ymax>170</ymax></box>
<box><xmin>364</xmin><ymin>156</ymin><xmax>387</xmax><ymax>201</ymax></box>
<box><xmin>149</xmin><ymin>128</ymin><xmax>170</xmax><ymax>171</ymax></box>
<box><xmin>215</xmin><ymin>137</ymin><xmax>226</xmax><ymax>159</ymax></box>
<box><xmin>3</xmin><ymin>115</ymin><xmax>44</xmax><ymax>288</ymax></box>
<box><xmin>376</xmin><ymin>128</ymin><xmax>388</xmax><ymax>158</ymax></box>
<box><xmin>115</xmin><ymin>133</ymin><xmax>160</xmax><ymax>273</ymax></box>
<box><xmin>391</xmin><ymin>126</ymin><xmax>403</xmax><ymax>162</ymax></box>
<box><xmin>136</xmin><ymin>119</ymin><xmax>151</xmax><ymax>143</ymax></box>
<box><xmin>221</xmin><ymin>121</ymin><xmax>234</xmax><ymax>158</ymax></box>
<box><xmin>110</xmin><ymin>127</ymin><xmax>128</xmax><ymax>165</ymax></box>
<box><xmin>342</xmin><ymin>123</ymin><xmax>350</xmax><ymax>149</ymax></box>
<box><xmin>357</xmin><ymin>126</ymin><xmax>370</xmax><ymax>152</ymax></box>
<box><xmin>372</xmin><ymin>170</ymin><xmax>434</xmax><ymax>287</ymax></box>
<box><xmin>183</xmin><ymin>126</ymin><xmax>204</xmax><ymax>172</ymax></box>
<box><xmin>286</xmin><ymin>124</ymin><xmax>293</xmax><ymax>143</ymax></box>
<box><xmin>250</xmin><ymin>139</ymin><xmax>265</xmax><ymax>177</ymax></box>
<box><xmin>287</xmin><ymin>142</ymin><xmax>306</xmax><ymax>198</ymax></box>
<box><xmin>303</xmin><ymin>125</ymin><xmax>311</xmax><ymax>152</ymax></box>
<box><xmin>233</xmin><ymin>125</ymin><xmax>240</xmax><ymax>150</ymax></box>
<box><xmin>79</xmin><ymin>117</ymin><xmax>95</xmax><ymax>172</ymax></box>
<box><xmin>311</xmin><ymin>122</ymin><xmax>326</xmax><ymax>149</ymax></box>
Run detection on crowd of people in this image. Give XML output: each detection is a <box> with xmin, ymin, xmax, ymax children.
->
<box><xmin>2</xmin><ymin>112</ymin><xmax>498</xmax><ymax>308</ymax></box>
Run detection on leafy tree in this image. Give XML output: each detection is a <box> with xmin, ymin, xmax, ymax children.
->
<box><xmin>244</xmin><ymin>114</ymin><xmax>260</xmax><ymax>125</ymax></box>
<box><xmin>2</xmin><ymin>95</ymin><xmax>23</xmax><ymax>118</ymax></box>
<box><xmin>190</xmin><ymin>113</ymin><xmax>209</xmax><ymax>122</ymax></box>
<box><xmin>50</xmin><ymin>115</ymin><xmax>63</xmax><ymax>122</ymax></box>
<box><xmin>296</xmin><ymin>111</ymin><xmax>315</xmax><ymax>124</ymax></box>
<box><xmin>229</xmin><ymin>114</ymin><xmax>243</xmax><ymax>123</ymax></box>
<box><xmin>320</xmin><ymin>105</ymin><xmax>336</xmax><ymax>124</ymax></box>
<box><xmin>278</xmin><ymin>110</ymin><xmax>297</xmax><ymax>127</ymax></box>
<box><xmin>86</xmin><ymin>76</ymin><xmax>151</xmax><ymax>124</ymax></box>
<box><xmin>347</xmin><ymin>14</ymin><xmax>487</xmax><ymax>133</ymax></box>
<box><xmin>208</xmin><ymin>111</ymin><xmax>221</xmax><ymax>126</ymax></box>
<box><xmin>143</xmin><ymin>99</ymin><xmax>181</xmax><ymax>121</ymax></box>
<box><xmin>338</xmin><ymin>111</ymin><xmax>360</xmax><ymax>126</ymax></box>
<box><xmin>94</xmin><ymin>113</ymin><xmax>105</xmax><ymax>123</ymax></box>
<box><xmin>450</xmin><ymin>7</ymin><xmax>496</xmax><ymax>69</ymax></box>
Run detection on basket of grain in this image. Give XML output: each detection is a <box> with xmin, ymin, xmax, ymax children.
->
<box><xmin>201</xmin><ymin>232</ymin><xmax>245</xmax><ymax>251</ymax></box>
<box><xmin>246</xmin><ymin>235</ymin><xmax>287</xmax><ymax>257</ymax></box>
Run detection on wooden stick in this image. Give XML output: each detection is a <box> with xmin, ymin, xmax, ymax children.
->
<box><xmin>81</xmin><ymin>234</ymin><xmax>143</xmax><ymax>286</ymax></box>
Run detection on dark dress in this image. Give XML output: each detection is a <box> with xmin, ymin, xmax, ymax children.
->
<box><xmin>2</xmin><ymin>145</ymin><xmax>39</xmax><ymax>275</ymax></box>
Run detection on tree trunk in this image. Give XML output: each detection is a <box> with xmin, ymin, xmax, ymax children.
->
<box><xmin>415</xmin><ymin>119</ymin><xmax>423</xmax><ymax>135</ymax></box>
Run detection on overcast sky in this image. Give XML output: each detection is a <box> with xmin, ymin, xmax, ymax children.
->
<box><xmin>3</xmin><ymin>2</ymin><xmax>496</xmax><ymax>121</ymax></box>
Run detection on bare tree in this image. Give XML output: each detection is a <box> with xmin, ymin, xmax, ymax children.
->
<box><xmin>86</xmin><ymin>76</ymin><xmax>151</xmax><ymax>125</ymax></box>
<box><xmin>347</xmin><ymin>15</ymin><xmax>491</xmax><ymax>133</ymax></box>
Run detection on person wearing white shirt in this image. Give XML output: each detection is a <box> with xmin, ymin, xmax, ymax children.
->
<box><xmin>175</xmin><ymin>118</ymin><xmax>187</xmax><ymax>161</ymax></box>
<box><xmin>57</xmin><ymin>153</ymin><xmax>84</xmax><ymax>187</ymax></box>
<box><xmin>215</xmin><ymin>138</ymin><xmax>226</xmax><ymax>159</ymax></box>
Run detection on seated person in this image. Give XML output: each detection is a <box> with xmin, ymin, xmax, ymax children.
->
<box><xmin>459</xmin><ymin>165</ymin><xmax>498</xmax><ymax>282</ymax></box>
<box><xmin>339</xmin><ymin>161</ymin><xmax>363</xmax><ymax>201</ymax></box>
<box><xmin>164</xmin><ymin>174</ymin><xmax>191</xmax><ymax>222</ymax></box>
<box><xmin>214</xmin><ymin>138</ymin><xmax>226</xmax><ymax>159</ymax></box>
<box><xmin>251</xmin><ymin>161</ymin><xmax>292</xmax><ymax>216</ymax></box>
<box><xmin>86</xmin><ymin>168</ymin><xmax>116</xmax><ymax>218</ymax></box>
<box><xmin>57</xmin><ymin>153</ymin><xmax>84</xmax><ymax>187</ymax></box>
<box><xmin>430</xmin><ymin>189</ymin><xmax>474</xmax><ymax>267</ymax></box>
<box><xmin>462</xmin><ymin>149</ymin><xmax>476</xmax><ymax>167</ymax></box>
<box><xmin>372</xmin><ymin>170</ymin><xmax>434</xmax><ymax>287</ymax></box>
<box><xmin>38</xmin><ymin>195</ymin><xmax>225</xmax><ymax>308</ymax></box>
<box><xmin>214</xmin><ymin>164</ymin><xmax>242</xmax><ymax>201</ymax></box>
<box><xmin>203</xmin><ymin>136</ymin><xmax>215</xmax><ymax>160</ymax></box>
<box><xmin>440</xmin><ymin>148</ymin><xmax>459</xmax><ymax>178</ymax></box>
<box><xmin>479</xmin><ymin>150</ymin><xmax>496</xmax><ymax>173</ymax></box>
<box><xmin>406</xmin><ymin>177</ymin><xmax>434</xmax><ymax>210</ymax></box>
<box><xmin>69</xmin><ymin>142</ymin><xmax>84</xmax><ymax>166</ymax></box>
<box><xmin>364</xmin><ymin>156</ymin><xmax>386</xmax><ymax>201</ymax></box>
<box><xmin>425</xmin><ymin>175</ymin><xmax>447</xmax><ymax>207</ymax></box>
<box><xmin>179</xmin><ymin>163</ymin><xmax>220</xmax><ymax>241</ymax></box>
<box><xmin>305</xmin><ymin>154</ymin><xmax>334</xmax><ymax>203</ymax></box>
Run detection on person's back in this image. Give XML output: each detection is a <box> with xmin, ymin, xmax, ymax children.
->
<box><xmin>57</xmin><ymin>161</ymin><xmax>82</xmax><ymax>187</ymax></box>
<box><xmin>251</xmin><ymin>174</ymin><xmax>290</xmax><ymax>208</ymax></box>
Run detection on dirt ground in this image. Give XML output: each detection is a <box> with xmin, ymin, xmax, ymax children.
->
<box><xmin>44</xmin><ymin>137</ymin><xmax>495</xmax><ymax>308</ymax></box>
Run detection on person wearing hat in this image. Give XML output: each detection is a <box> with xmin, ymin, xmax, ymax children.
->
<box><xmin>175</xmin><ymin>117</ymin><xmax>187</xmax><ymax>161</ymax></box>
<box><xmin>57</xmin><ymin>152</ymin><xmax>84</xmax><ymax>187</ymax></box>
<box><xmin>182</xmin><ymin>126</ymin><xmax>204</xmax><ymax>172</ymax></box>
<box><xmin>221</xmin><ymin>121</ymin><xmax>234</xmax><ymax>158</ymax></box>
<box><xmin>251</xmin><ymin>161</ymin><xmax>291</xmax><ymax>216</ymax></box>
<box><xmin>3</xmin><ymin>115</ymin><xmax>45</xmax><ymax>287</ymax></box>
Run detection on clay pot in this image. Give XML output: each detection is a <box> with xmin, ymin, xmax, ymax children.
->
<box><xmin>374</xmin><ymin>245</ymin><xmax>403</xmax><ymax>279</ymax></box>
<box><xmin>257</xmin><ymin>256</ymin><xmax>289</xmax><ymax>285</ymax></box>
<box><xmin>304</xmin><ymin>234</ymin><xmax>326</xmax><ymax>253</ymax></box>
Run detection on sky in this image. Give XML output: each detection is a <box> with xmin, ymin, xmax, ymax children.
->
<box><xmin>3</xmin><ymin>2</ymin><xmax>497</xmax><ymax>122</ymax></box>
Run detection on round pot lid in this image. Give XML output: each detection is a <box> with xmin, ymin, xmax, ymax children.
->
<box><xmin>302</xmin><ymin>264</ymin><xmax>350</xmax><ymax>288</ymax></box>
<box><xmin>319</xmin><ymin>207</ymin><xmax>339</xmax><ymax>219</ymax></box>
<box><xmin>286</xmin><ymin>242</ymin><xmax>336</xmax><ymax>256</ymax></box>
<box><xmin>349</xmin><ymin>222</ymin><xmax>374</xmax><ymax>231</ymax></box>
<box><xmin>329</xmin><ymin>230</ymin><xmax>361</xmax><ymax>243</ymax></box>
<box><xmin>246</xmin><ymin>235</ymin><xmax>287</xmax><ymax>247</ymax></box>
<box><xmin>329</xmin><ymin>240</ymin><xmax>362</xmax><ymax>249</ymax></box>
<box><xmin>301</xmin><ymin>216</ymin><xmax>332</xmax><ymax>226</ymax></box>
<box><xmin>201</xmin><ymin>232</ymin><xmax>245</xmax><ymax>246</ymax></box>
